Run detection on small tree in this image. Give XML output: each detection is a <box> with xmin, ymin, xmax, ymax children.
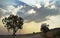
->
<box><xmin>2</xmin><ymin>15</ymin><xmax>24</xmax><ymax>36</ymax></box>
<box><xmin>41</xmin><ymin>23</ymin><xmax>49</xmax><ymax>33</ymax></box>
<box><xmin>41</xmin><ymin>23</ymin><xmax>49</xmax><ymax>38</ymax></box>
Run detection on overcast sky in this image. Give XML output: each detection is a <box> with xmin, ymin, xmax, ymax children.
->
<box><xmin>0</xmin><ymin>0</ymin><xmax>60</xmax><ymax>35</ymax></box>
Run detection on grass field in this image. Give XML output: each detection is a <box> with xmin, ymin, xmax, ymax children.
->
<box><xmin>0</xmin><ymin>32</ymin><xmax>43</xmax><ymax>38</ymax></box>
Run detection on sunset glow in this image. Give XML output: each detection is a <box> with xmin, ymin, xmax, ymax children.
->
<box><xmin>0</xmin><ymin>0</ymin><xmax>60</xmax><ymax>35</ymax></box>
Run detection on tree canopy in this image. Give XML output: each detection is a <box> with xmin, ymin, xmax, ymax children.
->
<box><xmin>2</xmin><ymin>15</ymin><xmax>24</xmax><ymax>35</ymax></box>
<box><xmin>41</xmin><ymin>23</ymin><xmax>49</xmax><ymax>33</ymax></box>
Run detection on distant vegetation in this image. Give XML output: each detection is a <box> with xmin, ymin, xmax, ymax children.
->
<box><xmin>41</xmin><ymin>23</ymin><xmax>49</xmax><ymax>33</ymax></box>
<box><xmin>41</xmin><ymin>23</ymin><xmax>60</xmax><ymax>38</ymax></box>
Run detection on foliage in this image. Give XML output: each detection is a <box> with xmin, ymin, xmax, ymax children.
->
<box><xmin>41</xmin><ymin>23</ymin><xmax>49</xmax><ymax>33</ymax></box>
<box><xmin>2</xmin><ymin>15</ymin><xmax>24</xmax><ymax>35</ymax></box>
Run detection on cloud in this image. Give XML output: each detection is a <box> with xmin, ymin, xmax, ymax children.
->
<box><xmin>35</xmin><ymin>3</ymin><xmax>42</xmax><ymax>8</ymax></box>
<box><xmin>0</xmin><ymin>0</ymin><xmax>60</xmax><ymax>23</ymax></box>
<box><xmin>55</xmin><ymin>0</ymin><xmax>60</xmax><ymax>8</ymax></box>
<box><xmin>17</xmin><ymin>4</ymin><xmax>59</xmax><ymax>22</ymax></box>
<box><xmin>16</xmin><ymin>0</ymin><xmax>60</xmax><ymax>23</ymax></box>
<box><xmin>7</xmin><ymin>5</ymin><xmax>24</xmax><ymax>15</ymax></box>
<box><xmin>0</xmin><ymin>0</ymin><xmax>60</xmax><ymax>35</ymax></box>
<box><xmin>27</xmin><ymin>9</ymin><xmax>36</xmax><ymax>14</ymax></box>
<box><xmin>42</xmin><ymin>15</ymin><xmax>60</xmax><ymax>29</ymax></box>
<box><xmin>0</xmin><ymin>8</ymin><xmax>8</xmax><ymax>18</ymax></box>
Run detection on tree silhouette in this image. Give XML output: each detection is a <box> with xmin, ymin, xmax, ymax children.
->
<box><xmin>2</xmin><ymin>15</ymin><xmax>24</xmax><ymax>36</ymax></box>
<box><xmin>41</xmin><ymin>23</ymin><xmax>49</xmax><ymax>33</ymax></box>
<box><xmin>41</xmin><ymin>23</ymin><xmax>49</xmax><ymax>38</ymax></box>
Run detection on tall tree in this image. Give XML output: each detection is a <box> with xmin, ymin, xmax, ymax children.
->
<box><xmin>2</xmin><ymin>15</ymin><xmax>24</xmax><ymax>36</ymax></box>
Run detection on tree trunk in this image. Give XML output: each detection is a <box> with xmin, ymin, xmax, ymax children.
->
<box><xmin>13</xmin><ymin>28</ymin><xmax>16</xmax><ymax>36</ymax></box>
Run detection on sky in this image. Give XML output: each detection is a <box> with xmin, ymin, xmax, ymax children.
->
<box><xmin>0</xmin><ymin>0</ymin><xmax>60</xmax><ymax>35</ymax></box>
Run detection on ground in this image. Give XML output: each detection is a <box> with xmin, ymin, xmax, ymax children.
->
<box><xmin>0</xmin><ymin>28</ymin><xmax>60</xmax><ymax>38</ymax></box>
